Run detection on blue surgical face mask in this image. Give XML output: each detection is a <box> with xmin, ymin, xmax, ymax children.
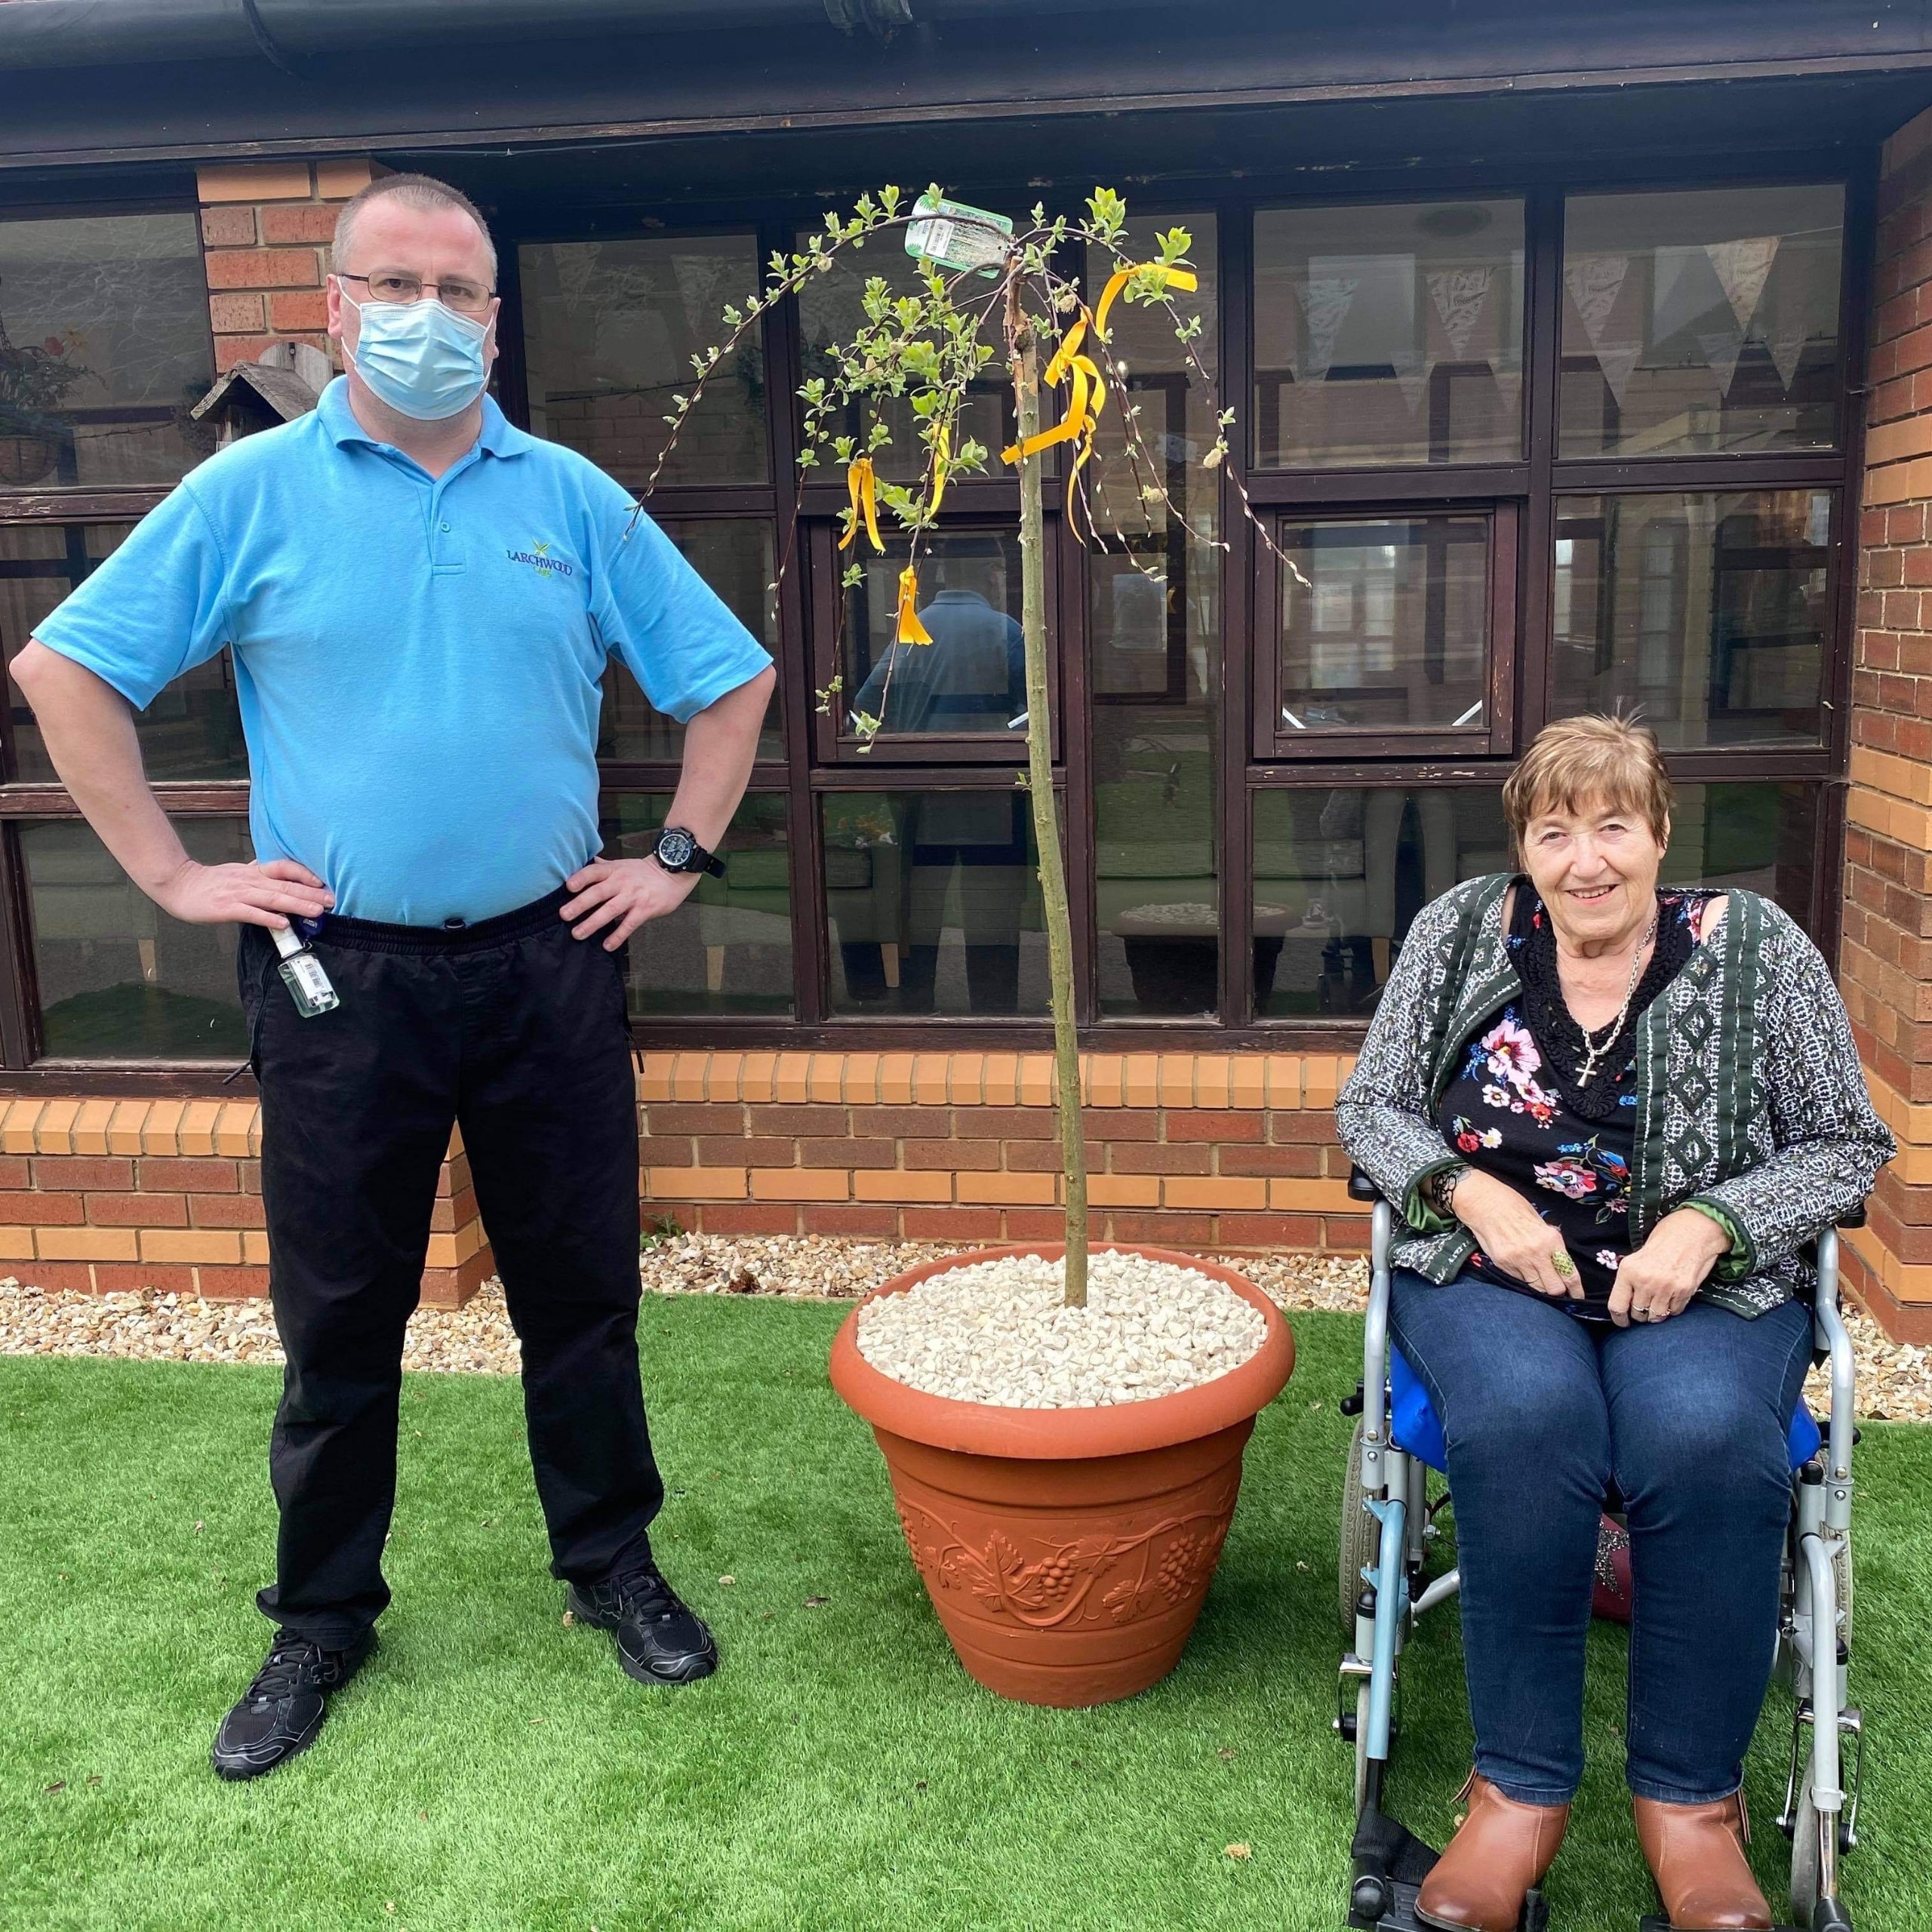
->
<box><xmin>341</xmin><ymin>289</ymin><xmax>491</xmax><ymax>422</ymax></box>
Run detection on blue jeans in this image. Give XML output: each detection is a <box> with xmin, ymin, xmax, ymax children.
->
<box><xmin>1388</xmin><ymin>1270</ymin><xmax>1813</xmax><ymax>1806</ymax></box>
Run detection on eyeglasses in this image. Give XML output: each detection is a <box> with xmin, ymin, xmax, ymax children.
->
<box><xmin>337</xmin><ymin>271</ymin><xmax>495</xmax><ymax>317</ymax></box>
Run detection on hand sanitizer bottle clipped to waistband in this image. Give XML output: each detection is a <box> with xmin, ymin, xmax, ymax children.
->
<box><xmin>273</xmin><ymin>923</ymin><xmax>339</xmax><ymax>1017</ymax></box>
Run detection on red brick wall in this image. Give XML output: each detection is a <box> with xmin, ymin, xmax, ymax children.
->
<box><xmin>1839</xmin><ymin>103</ymin><xmax>1932</xmax><ymax>1341</ymax></box>
<box><xmin>196</xmin><ymin>158</ymin><xmax>382</xmax><ymax>372</ymax></box>
<box><xmin>0</xmin><ymin>1056</ymin><xmax>1363</xmax><ymax>1306</ymax></box>
<box><xmin>0</xmin><ymin>1100</ymin><xmax>487</xmax><ymax>1308</ymax></box>
<box><xmin>634</xmin><ymin>1051</ymin><xmax>1366</xmax><ymax>1254</ymax></box>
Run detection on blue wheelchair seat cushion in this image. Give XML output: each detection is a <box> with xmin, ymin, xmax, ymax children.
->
<box><xmin>1386</xmin><ymin>1346</ymin><xmax>1822</xmax><ymax>1475</ymax></box>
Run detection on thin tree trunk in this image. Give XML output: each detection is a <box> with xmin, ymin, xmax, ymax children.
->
<box><xmin>1010</xmin><ymin>303</ymin><xmax>1088</xmax><ymax>1309</ymax></box>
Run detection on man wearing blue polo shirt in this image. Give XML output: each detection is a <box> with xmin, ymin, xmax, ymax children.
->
<box><xmin>12</xmin><ymin>174</ymin><xmax>774</xmax><ymax>1779</ymax></box>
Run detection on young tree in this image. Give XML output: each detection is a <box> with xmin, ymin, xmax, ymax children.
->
<box><xmin>652</xmin><ymin>187</ymin><xmax>1260</xmax><ymax>1307</ymax></box>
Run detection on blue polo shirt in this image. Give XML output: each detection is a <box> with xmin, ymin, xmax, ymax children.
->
<box><xmin>32</xmin><ymin>379</ymin><xmax>773</xmax><ymax>924</ymax></box>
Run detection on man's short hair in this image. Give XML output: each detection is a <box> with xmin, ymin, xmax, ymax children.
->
<box><xmin>1502</xmin><ymin>712</ymin><xmax>1674</xmax><ymax>854</ymax></box>
<box><xmin>333</xmin><ymin>173</ymin><xmax>497</xmax><ymax>285</ymax></box>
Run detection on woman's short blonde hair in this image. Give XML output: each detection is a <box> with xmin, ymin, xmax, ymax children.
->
<box><xmin>1501</xmin><ymin>714</ymin><xmax>1673</xmax><ymax>854</ymax></box>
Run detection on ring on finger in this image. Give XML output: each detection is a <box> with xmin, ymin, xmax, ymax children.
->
<box><xmin>1550</xmin><ymin>1250</ymin><xmax>1576</xmax><ymax>1278</ymax></box>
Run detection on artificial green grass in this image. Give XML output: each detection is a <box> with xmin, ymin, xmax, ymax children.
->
<box><xmin>2</xmin><ymin>1301</ymin><xmax>1930</xmax><ymax>1932</ymax></box>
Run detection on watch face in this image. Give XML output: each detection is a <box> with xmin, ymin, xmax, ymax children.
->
<box><xmin>657</xmin><ymin>827</ymin><xmax>697</xmax><ymax>871</ymax></box>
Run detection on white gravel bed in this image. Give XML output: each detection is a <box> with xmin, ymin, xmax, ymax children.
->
<box><xmin>854</xmin><ymin>1249</ymin><xmax>1268</xmax><ymax>1408</ymax></box>
<box><xmin>0</xmin><ymin>1238</ymin><xmax>1926</xmax><ymax>1422</ymax></box>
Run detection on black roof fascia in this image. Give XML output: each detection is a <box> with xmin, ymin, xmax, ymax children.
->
<box><xmin>4</xmin><ymin>1</ymin><xmax>1932</xmax><ymax>174</ymax></box>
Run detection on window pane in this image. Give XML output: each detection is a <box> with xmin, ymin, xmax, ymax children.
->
<box><xmin>795</xmin><ymin>232</ymin><xmax>1008</xmax><ymax>483</ymax></box>
<box><xmin>519</xmin><ymin>236</ymin><xmax>768</xmax><ymax>487</ymax></box>
<box><xmin>1662</xmin><ymin>782</ymin><xmax>1817</xmax><ymax>912</ymax></box>
<box><xmin>1551</xmin><ymin>491</ymin><xmax>1828</xmax><ymax>748</ymax></box>
<box><xmin>599</xmin><ymin>519</ymin><xmax>780</xmax><ymax>761</ymax></box>
<box><xmin>841</xmin><ymin>531</ymin><xmax>1025</xmax><ymax>741</ymax></box>
<box><xmin>22</xmin><ymin>817</ymin><xmax>250</xmax><ymax>1058</ymax></box>
<box><xmin>0</xmin><ymin>212</ymin><xmax>216</xmax><ymax>490</ymax></box>
<box><xmin>599</xmin><ymin>793</ymin><xmax>791</xmax><ymax>1014</ymax></box>
<box><xmin>1253</xmin><ymin>199</ymin><xmax>1524</xmax><ymax>468</ymax></box>
<box><xmin>1559</xmin><ymin>185</ymin><xmax>1842</xmax><ymax>457</ymax></box>
<box><xmin>823</xmin><ymin>790</ymin><xmax>1045</xmax><ymax>1016</ymax></box>
<box><xmin>1278</xmin><ymin>515</ymin><xmax>1489</xmax><ymax>734</ymax></box>
<box><xmin>2</xmin><ymin>522</ymin><xmax>247</xmax><ymax>780</ymax></box>
<box><xmin>1091</xmin><ymin>214</ymin><xmax>1223</xmax><ymax>1019</ymax></box>
<box><xmin>1252</xmin><ymin>780</ymin><xmax>1818</xmax><ymax>1017</ymax></box>
<box><xmin>1254</xmin><ymin>789</ymin><xmax>1510</xmax><ymax>1016</ymax></box>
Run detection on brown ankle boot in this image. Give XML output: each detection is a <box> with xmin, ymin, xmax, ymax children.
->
<box><xmin>1414</xmin><ymin>1774</ymin><xmax>1570</xmax><ymax>1932</ymax></box>
<box><xmin>1632</xmin><ymin>1791</ymin><xmax>1772</xmax><ymax>1930</ymax></box>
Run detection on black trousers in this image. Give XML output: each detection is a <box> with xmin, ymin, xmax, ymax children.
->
<box><xmin>238</xmin><ymin>890</ymin><xmax>663</xmax><ymax>1648</ymax></box>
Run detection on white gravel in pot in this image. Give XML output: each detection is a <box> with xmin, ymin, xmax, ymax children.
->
<box><xmin>854</xmin><ymin>1248</ymin><xmax>1268</xmax><ymax>1409</ymax></box>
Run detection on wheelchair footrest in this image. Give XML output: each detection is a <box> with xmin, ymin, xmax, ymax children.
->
<box><xmin>1352</xmin><ymin>1881</ymin><xmax>1547</xmax><ymax>1932</ymax></box>
<box><xmin>1347</xmin><ymin>1804</ymin><xmax>1549</xmax><ymax>1932</ymax></box>
<box><xmin>1640</xmin><ymin>1920</ymin><xmax>1806</xmax><ymax>1932</ymax></box>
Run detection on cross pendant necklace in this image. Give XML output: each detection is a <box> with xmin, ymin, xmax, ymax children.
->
<box><xmin>1573</xmin><ymin>913</ymin><xmax>1659</xmax><ymax>1088</ymax></box>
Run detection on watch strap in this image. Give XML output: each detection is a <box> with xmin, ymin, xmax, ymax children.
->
<box><xmin>655</xmin><ymin>825</ymin><xmax>727</xmax><ymax>877</ymax></box>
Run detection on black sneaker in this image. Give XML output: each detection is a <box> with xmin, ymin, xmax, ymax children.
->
<box><xmin>210</xmin><ymin>1630</ymin><xmax>376</xmax><ymax>1780</ymax></box>
<box><xmin>568</xmin><ymin>1556</ymin><xmax>718</xmax><ymax>1685</ymax></box>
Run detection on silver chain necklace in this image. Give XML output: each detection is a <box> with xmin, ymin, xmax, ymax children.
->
<box><xmin>1572</xmin><ymin>913</ymin><xmax>1659</xmax><ymax>1088</ymax></box>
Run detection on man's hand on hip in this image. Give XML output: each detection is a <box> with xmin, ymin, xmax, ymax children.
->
<box><xmin>562</xmin><ymin>857</ymin><xmax>697</xmax><ymax>949</ymax></box>
<box><xmin>153</xmin><ymin>857</ymin><xmax>334</xmax><ymax>930</ymax></box>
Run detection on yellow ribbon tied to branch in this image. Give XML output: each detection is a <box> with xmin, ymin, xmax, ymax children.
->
<box><xmin>1001</xmin><ymin>260</ymin><xmax>1198</xmax><ymax>522</ymax></box>
<box><xmin>842</xmin><ymin>423</ymin><xmax>953</xmax><ymax>643</ymax></box>
<box><xmin>895</xmin><ymin>565</ymin><xmax>933</xmax><ymax>645</ymax></box>
<box><xmin>839</xmin><ymin>455</ymin><xmax>883</xmax><ymax>554</ymax></box>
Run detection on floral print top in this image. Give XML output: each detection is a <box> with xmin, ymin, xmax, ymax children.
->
<box><xmin>1435</xmin><ymin>1004</ymin><xmax>1638</xmax><ymax>1319</ymax></box>
<box><xmin>1432</xmin><ymin>884</ymin><xmax>1709</xmax><ymax>1321</ymax></box>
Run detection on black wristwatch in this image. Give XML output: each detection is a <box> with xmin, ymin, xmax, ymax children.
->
<box><xmin>651</xmin><ymin>824</ymin><xmax>726</xmax><ymax>878</ymax></box>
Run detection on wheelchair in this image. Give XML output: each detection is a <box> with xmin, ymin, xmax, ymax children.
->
<box><xmin>1337</xmin><ymin>1169</ymin><xmax>1864</xmax><ymax>1932</ymax></box>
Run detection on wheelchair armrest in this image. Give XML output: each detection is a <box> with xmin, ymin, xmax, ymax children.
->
<box><xmin>1348</xmin><ymin>1165</ymin><xmax>1382</xmax><ymax>1203</ymax></box>
<box><xmin>1837</xmin><ymin>1206</ymin><xmax>1866</xmax><ymax>1230</ymax></box>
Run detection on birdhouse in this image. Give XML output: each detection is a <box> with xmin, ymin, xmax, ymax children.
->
<box><xmin>189</xmin><ymin>340</ymin><xmax>332</xmax><ymax>448</ymax></box>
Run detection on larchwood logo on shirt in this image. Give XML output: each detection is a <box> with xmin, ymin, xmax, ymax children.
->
<box><xmin>506</xmin><ymin>540</ymin><xmax>575</xmax><ymax>580</ymax></box>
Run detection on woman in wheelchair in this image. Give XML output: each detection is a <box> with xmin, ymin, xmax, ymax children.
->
<box><xmin>1335</xmin><ymin>715</ymin><xmax>1893</xmax><ymax>1932</ymax></box>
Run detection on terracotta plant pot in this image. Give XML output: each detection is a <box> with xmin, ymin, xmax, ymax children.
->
<box><xmin>829</xmin><ymin>1242</ymin><xmax>1295</xmax><ymax>1707</ymax></box>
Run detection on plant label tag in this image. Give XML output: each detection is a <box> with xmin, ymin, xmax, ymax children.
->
<box><xmin>906</xmin><ymin>195</ymin><xmax>1014</xmax><ymax>278</ymax></box>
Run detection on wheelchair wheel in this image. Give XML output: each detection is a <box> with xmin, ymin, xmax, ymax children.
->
<box><xmin>1340</xmin><ymin>1417</ymin><xmax>1379</xmax><ymax>1635</ymax></box>
<box><xmin>1787</xmin><ymin>1755</ymin><xmax>1853</xmax><ymax>1924</ymax></box>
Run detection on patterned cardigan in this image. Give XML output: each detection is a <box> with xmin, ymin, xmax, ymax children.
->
<box><xmin>1334</xmin><ymin>875</ymin><xmax>1895</xmax><ymax>1316</ymax></box>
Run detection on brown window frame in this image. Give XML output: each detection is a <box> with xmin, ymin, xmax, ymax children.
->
<box><xmin>0</xmin><ymin>161</ymin><xmax>1874</xmax><ymax>1087</ymax></box>
<box><xmin>1251</xmin><ymin>500</ymin><xmax>1520</xmax><ymax>762</ymax></box>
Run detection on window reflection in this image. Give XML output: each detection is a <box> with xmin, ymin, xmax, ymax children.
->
<box><xmin>519</xmin><ymin>235</ymin><xmax>767</xmax><ymax>487</ymax></box>
<box><xmin>1253</xmin><ymin>199</ymin><xmax>1524</xmax><ymax>469</ymax></box>
<box><xmin>23</xmin><ymin>817</ymin><xmax>250</xmax><ymax>1057</ymax></box>
<box><xmin>1091</xmin><ymin>214</ymin><xmax>1223</xmax><ymax>1018</ymax></box>
<box><xmin>1663</xmin><ymin>782</ymin><xmax>1817</xmax><ymax>911</ymax></box>
<box><xmin>1278</xmin><ymin>515</ymin><xmax>1490</xmax><ymax>733</ymax></box>
<box><xmin>843</xmin><ymin>532</ymin><xmax>1025</xmax><ymax>740</ymax></box>
<box><xmin>1254</xmin><ymin>789</ymin><xmax>1509</xmax><ymax>1016</ymax></box>
<box><xmin>598</xmin><ymin>519</ymin><xmax>781</xmax><ymax>762</ymax></box>
<box><xmin>601</xmin><ymin>793</ymin><xmax>791</xmax><ymax>1014</ymax></box>
<box><xmin>1551</xmin><ymin>492</ymin><xmax>1828</xmax><ymax>748</ymax></box>
<box><xmin>0</xmin><ymin>213</ymin><xmax>216</xmax><ymax>490</ymax></box>
<box><xmin>823</xmin><ymin>791</ymin><xmax>1045</xmax><ymax>1016</ymax></box>
<box><xmin>1251</xmin><ymin>780</ymin><xmax>1818</xmax><ymax>1018</ymax></box>
<box><xmin>2</xmin><ymin>523</ymin><xmax>247</xmax><ymax>781</ymax></box>
<box><xmin>1559</xmin><ymin>185</ymin><xmax>1842</xmax><ymax>457</ymax></box>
